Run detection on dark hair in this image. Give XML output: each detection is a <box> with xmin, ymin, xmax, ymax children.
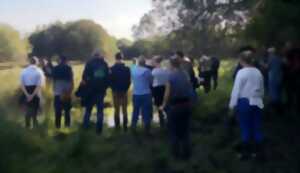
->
<box><xmin>138</xmin><ymin>57</ymin><xmax>146</xmax><ymax>66</ymax></box>
<box><xmin>153</xmin><ymin>56</ymin><xmax>163</xmax><ymax>64</ymax></box>
<box><xmin>170</xmin><ymin>57</ymin><xmax>181</xmax><ymax>69</ymax></box>
<box><xmin>239</xmin><ymin>46</ymin><xmax>256</xmax><ymax>53</ymax></box>
<box><xmin>115</xmin><ymin>52</ymin><xmax>123</xmax><ymax>60</ymax></box>
<box><xmin>240</xmin><ymin>51</ymin><xmax>255</xmax><ymax>65</ymax></box>
<box><xmin>176</xmin><ymin>51</ymin><xmax>184</xmax><ymax>58</ymax></box>
<box><xmin>59</xmin><ymin>55</ymin><xmax>67</xmax><ymax>63</ymax></box>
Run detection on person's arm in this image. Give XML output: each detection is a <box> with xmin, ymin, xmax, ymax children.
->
<box><xmin>229</xmin><ymin>71</ymin><xmax>243</xmax><ymax>109</ymax></box>
<box><xmin>160</xmin><ymin>82</ymin><xmax>171</xmax><ymax>110</ymax></box>
<box><xmin>82</xmin><ymin>62</ymin><xmax>92</xmax><ymax>84</ymax></box>
<box><xmin>70</xmin><ymin>67</ymin><xmax>74</xmax><ymax>92</ymax></box>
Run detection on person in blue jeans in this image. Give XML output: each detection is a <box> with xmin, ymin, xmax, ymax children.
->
<box><xmin>81</xmin><ymin>52</ymin><xmax>109</xmax><ymax>134</ymax></box>
<box><xmin>229</xmin><ymin>51</ymin><xmax>265</xmax><ymax>161</ymax></box>
<box><xmin>131</xmin><ymin>57</ymin><xmax>153</xmax><ymax>135</ymax></box>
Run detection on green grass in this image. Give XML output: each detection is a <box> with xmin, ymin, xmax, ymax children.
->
<box><xmin>0</xmin><ymin>60</ymin><xmax>300</xmax><ymax>173</ymax></box>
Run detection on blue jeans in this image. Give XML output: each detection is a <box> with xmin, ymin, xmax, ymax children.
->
<box><xmin>83</xmin><ymin>93</ymin><xmax>105</xmax><ymax>132</ymax></box>
<box><xmin>131</xmin><ymin>94</ymin><xmax>153</xmax><ymax>129</ymax></box>
<box><xmin>236</xmin><ymin>98</ymin><xmax>263</xmax><ymax>143</ymax></box>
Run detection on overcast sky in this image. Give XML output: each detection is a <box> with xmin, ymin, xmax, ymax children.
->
<box><xmin>0</xmin><ymin>0</ymin><xmax>152</xmax><ymax>39</ymax></box>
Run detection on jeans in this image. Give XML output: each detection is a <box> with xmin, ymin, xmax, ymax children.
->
<box><xmin>236</xmin><ymin>98</ymin><xmax>263</xmax><ymax>144</ymax></box>
<box><xmin>131</xmin><ymin>94</ymin><xmax>153</xmax><ymax>130</ymax></box>
<box><xmin>83</xmin><ymin>93</ymin><xmax>105</xmax><ymax>133</ymax></box>
<box><xmin>166</xmin><ymin>103</ymin><xmax>191</xmax><ymax>159</ymax></box>
<box><xmin>54</xmin><ymin>96</ymin><xmax>71</xmax><ymax>128</ymax></box>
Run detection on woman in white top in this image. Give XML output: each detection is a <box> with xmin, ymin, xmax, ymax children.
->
<box><xmin>229</xmin><ymin>51</ymin><xmax>264</xmax><ymax>160</ymax></box>
<box><xmin>152</xmin><ymin>56</ymin><xmax>169</xmax><ymax>128</ymax></box>
<box><xmin>20</xmin><ymin>56</ymin><xmax>45</xmax><ymax>128</ymax></box>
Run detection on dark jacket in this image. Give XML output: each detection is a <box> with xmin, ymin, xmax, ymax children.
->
<box><xmin>110</xmin><ymin>63</ymin><xmax>131</xmax><ymax>92</ymax></box>
<box><xmin>52</xmin><ymin>63</ymin><xmax>73</xmax><ymax>81</ymax></box>
<box><xmin>82</xmin><ymin>57</ymin><xmax>109</xmax><ymax>94</ymax></box>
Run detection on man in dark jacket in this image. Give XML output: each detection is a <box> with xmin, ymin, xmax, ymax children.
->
<box><xmin>110</xmin><ymin>52</ymin><xmax>131</xmax><ymax>131</ymax></box>
<box><xmin>52</xmin><ymin>56</ymin><xmax>74</xmax><ymax>129</ymax></box>
<box><xmin>81</xmin><ymin>52</ymin><xmax>109</xmax><ymax>134</ymax></box>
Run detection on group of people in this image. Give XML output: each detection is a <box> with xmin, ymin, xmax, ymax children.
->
<box><xmin>19</xmin><ymin>42</ymin><xmax>300</xmax><ymax>160</ymax></box>
<box><xmin>229</xmin><ymin>43</ymin><xmax>300</xmax><ymax>160</ymax></box>
<box><xmin>20</xmin><ymin>51</ymin><xmax>200</xmax><ymax>159</ymax></box>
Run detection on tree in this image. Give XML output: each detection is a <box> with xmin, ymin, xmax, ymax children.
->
<box><xmin>29</xmin><ymin>20</ymin><xmax>119</xmax><ymax>61</ymax></box>
<box><xmin>0</xmin><ymin>24</ymin><xmax>29</xmax><ymax>61</ymax></box>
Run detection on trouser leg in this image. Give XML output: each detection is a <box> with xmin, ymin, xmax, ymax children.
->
<box><xmin>83</xmin><ymin>105</ymin><xmax>93</xmax><ymax>129</ymax></box>
<box><xmin>64</xmin><ymin>100</ymin><xmax>71</xmax><ymax>127</ymax></box>
<box><xmin>96</xmin><ymin>94</ymin><xmax>105</xmax><ymax>134</ymax></box>
<box><xmin>142</xmin><ymin>94</ymin><xmax>153</xmax><ymax>134</ymax></box>
<box><xmin>131</xmin><ymin>95</ymin><xmax>141</xmax><ymax>130</ymax></box>
<box><xmin>54</xmin><ymin>96</ymin><xmax>62</xmax><ymax>129</ymax></box>
<box><xmin>121</xmin><ymin>94</ymin><xmax>128</xmax><ymax>131</ymax></box>
<box><xmin>113</xmin><ymin>93</ymin><xmax>121</xmax><ymax>129</ymax></box>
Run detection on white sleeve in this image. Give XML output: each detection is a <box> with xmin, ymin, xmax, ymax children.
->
<box><xmin>20</xmin><ymin>70</ymin><xmax>25</xmax><ymax>86</ymax></box>
<box><xmin>229</xmin><ymin>71</ymin><xmax>243</xmax><ymax>109</ymax></box>
<box><xmin>37</xmin><ymin>69</ymin><xmax>46</xmax><ymax>86</ymax></box>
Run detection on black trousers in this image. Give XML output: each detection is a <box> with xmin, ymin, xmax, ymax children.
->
<box><xmin>211</xmin><ymin>71</ymin><xmax>218</xmax><ymax>90</ymax></box>
<box><xmin>153</xmin><ymin>86</ymin><xmax>166</xmax><ymax>128</ymax></box>
<box><xmin>54</xmin><ymin>96</ymin><xmax>71</xmax><ymax>128</ymax></box>
<box><xmin>200</xmin><ymin>71</ymin><xmax>212</xmax><ymax>93</ymax></box>
<box><xmin>167</xmin><ymin>103</ymin><xmax>191</xmax><ymax>159</ymax></box>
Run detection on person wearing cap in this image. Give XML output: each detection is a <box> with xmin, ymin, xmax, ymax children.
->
<box><xmin>267</xmin><ymin>47</ymin><xmax>283</xmax><ymax>112</ymax></box>
<box><xmin>229</xmin><ymin>51</ymin><xmax>265</xmax><ymax>160</ymax></box>
<box><xmin>81</xmin><ymin>51</ymin><xmax>109</xmax><ymax>134</ymax></box>
<box><xmin>152</xmin><ymin>56</ymin><xmax>169</xmax><ymax>128</ymax></box>
<box><xmin>20</xmin><ymin>56</ymin><xmax>45</xmax><ymax>128</ymax></box>
<box><xmin>160</xmin><ymin>57</ymin><xmax>194</xmax><ymax>160</ymax></box>
<box><xmin>131</xmin><ymin>57</ymin><xmax>153</xmax><ymax>135</ymax></box>
<box><xmin>109</xmin><ymin>52</ymin><xmax>131</xmax><ymax>131</ymax></box>
<box><xmin>52</xmin><ymin>56</ymin><xmax>74</xmax><ymax>129</ymax></box>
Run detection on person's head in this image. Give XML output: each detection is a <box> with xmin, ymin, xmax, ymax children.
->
<box><xmin>176</xmin><ymin>51</ymin><xmax>184</xmax><ymax>59</ymax></box>
<box><xmin>239</xmin><ymin>51</ymin><xmax>255</xmax><ymax>67</ymax></box>
<box><xmin>169</xmin><ymin>56</ymin><xmax>181</xmax><ymax>70</ymax></box>
<box><xmin>29</xmin><ymin>56</ymin><xmax>39</xmax><ymax>65</ymax></box>
<box><xmin>115</xmin><ymin>52</ymin><xmax>123</xmax><ymax>62</ymax></box>
<box><xmin>137</xmin><ymin>56</ymin><xmax>146</xmax><ymax>66</ymax></box>
<box><xmin>267</xmin><ymin>47</ymin><xmax>276</xmax><ymax>55</ymax></box>
<box><xmin>239</xmin><ymin>45</ymin><xmax>256</xmax><ymax>54</ymax></box>
<box><xmin>153</xmin><ymin>56</ymin><xmax>163</xmax><ymax>67</ymax></box>
<box><xmin>93</xmin><ymin>50</ymin><xmax>103</xmax><ymax>59</ymax></box>
<box><xmin>59</xmin><ymin>55</ymin><xmax>68</xmax><ymax>64</ymax></box>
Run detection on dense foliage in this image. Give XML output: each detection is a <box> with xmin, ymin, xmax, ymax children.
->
<box><xmin>29</xmin><ymin>20</ymin><xmax>119</xmax><ymax>61</ymax></box>
<box><xmin>244</xmin><ymin>0</ymin><xmax>300</xmax><ymax>47</ymax></box>
<box><xmin>0</xmin><ymin>24</ymin><xmax>29</xmax><ymax>61</ymax></box>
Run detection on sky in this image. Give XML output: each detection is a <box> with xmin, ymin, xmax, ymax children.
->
<box><xmin>0</xmin><ymin>0</ymin><xmax>152</xmax><ymax>39</ymax></box>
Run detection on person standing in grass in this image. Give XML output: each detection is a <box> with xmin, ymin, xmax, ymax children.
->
<box><xmin>229</xmin><ymin>51</ymin><xmax>265</xmax><ymax>161</ymax></box>
<box><xmin>20</xmin><ymin>56</ymin><xmax>45</xmax><ymax>128</ymax></box>
<box><xmin>81</xmin><ymin>52</ymin><xmax>109</xmax><ymax>134</ymax></box>
<box><xmin>198</xmin><ymin>55</ymin><xmax>212</xmax><ymax>93</ymax></box>
<box><xmin>160</xmin><ymin>57</ymin><xmax>194</xmax><ymax>160</ymax></box>
<box><xmin>267</xmin><ymin>47</ymin><xmax>284</xmax><ymax>113</ymax></box>
<box><xmin>152</xmin><ymin>56</ymin><xmax>169</xmax><ymax>128</ymax></box>
<box><xmin>210</xmin><ymin>56</ymin><xmax>220</xmax><ymax>90</ymax></box>
<box><xmin>110</xmin><ymin>52</ymin><xmax>131</xmax><ymax>131</ymax></box>
<box><xmin>131</xmin><ymin>57</ymin><xmax>153</xmax><ymax>135</ymax></box>
<box><xmin>52</xmin><ymin>56</ymin><xmax>74</xmax><ymax>129</ymax></box>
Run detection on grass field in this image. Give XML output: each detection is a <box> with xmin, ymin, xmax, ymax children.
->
<box><xmin>0</xmin><ymin>60</ymin><xmax>299</xmax><ymax>173</ymax></box>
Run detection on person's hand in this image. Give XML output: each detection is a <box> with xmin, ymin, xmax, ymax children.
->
<box><xmin>159</xmin><ymin>105</ymin><xmax>165</xmax><ymax>111</ymax></box>
<box><xmin>26</xmin><ymin>95</ymin><xmax>33</xmax><ymax>102</ymax></box>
